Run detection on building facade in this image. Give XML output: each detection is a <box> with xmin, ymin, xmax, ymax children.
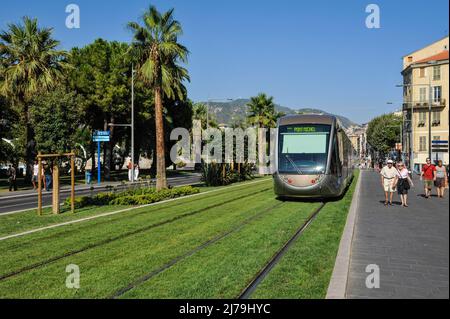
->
<box><xmin>401</xmin><ymin>36</ymin><xmax>449</xmax><ymax>171</ymax></box>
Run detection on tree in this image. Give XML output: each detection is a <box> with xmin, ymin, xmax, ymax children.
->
<box><xmin>69</xmin><ymin>39</ymin><xmax>133</xmax><ymax>179</ymax></box>
<box><xmin>0</xmin><ymin>17</ymin><xmax>69</xmax><ymax>181</ymax></box>
<box><xmin>246</xmin><ymin>93</ymin><xmax>282</xmax><ymax>174</ymax></box>
<box><xmin>0</xmin><ymin>96</ymin><xmax>19</xmax><ymax>164</ymax></box>
<box><xmin>366</xmin><ymin>113</ymin><xmax>402</xmax><ymax>157</ymax></box>
<box><xmin>30</xmin><ymin>86</ymin><xmax>84</xmax><ymax>154</ymax></box>
<box><xmin>193</xmin><ymin>102</ymin><xmax>217</xmax><ymax>129</ymax></box>
<box><xmin>128</xmin><ymin>5</ymin><xmax>190</xmax><ymax>190</ymax></box>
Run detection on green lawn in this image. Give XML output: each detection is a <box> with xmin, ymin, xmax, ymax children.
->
<box><xmin>251</xmin><ymin>171</ymin><xmax>359</xmax><ymax>299</ymax></box>
<box><xmin>0</xmin><ymin>173</ymin><xmax>359</xmax><ymax>299</ymax></box>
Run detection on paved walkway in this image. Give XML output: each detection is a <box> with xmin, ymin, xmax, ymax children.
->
<box><xmin>346</xmin><ymin>170</ymin><xmax>449</xmax><ymax>299</ymax></box>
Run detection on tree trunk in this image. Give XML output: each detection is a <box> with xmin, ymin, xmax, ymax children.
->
<box><xmin>24</xmin><ymin>105</ymin><xmax>35</xmax><ymax>183</ymax></box>
<box><xmin>154</xmin><ymin>87</ymin><xmax>167</xmax><ymax>190</ymax></box>
<box><xmin>257</xmin><ymin>126</ymin><xmax>265</xmax><ymax>175</ymax></box>
<box><xmin>103</xmin><ymin>118</ymin><xmax>113</xmax><ymax>181</ymax></box>
<box><xmin>90</xmin><ymin>136</ymin><xmax>96</xmax><ymax>174</ymax></box>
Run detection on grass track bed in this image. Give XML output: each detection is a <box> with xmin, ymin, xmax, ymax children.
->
<box><xmin>0</xmin><ymin>188</ymin><xmax>279</xmax><ymax>298</ymax></box>
<box><xmin>0</xmin><ymin>178</ymin><xmax>269</xmax><ymax>237</ymax></box>
<box><xmin>0</xmin><ymin>181</ymin><xmax>272</xmax><ymax>280</ymax></box>
<box><xmin>120</xmin><ymin>201</ymin><xmax>321</xmax><ymax>299</ymax></box>
<box><xmin>250</xmin><ymin>171</ymin><xmax>359</xmax><ymax>298</ymax></box>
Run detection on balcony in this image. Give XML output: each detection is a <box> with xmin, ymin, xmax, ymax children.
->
<box><xmin>402</xmin><ymin>98</ymin><xmax>446</xmax><ymax>110</ymax></box>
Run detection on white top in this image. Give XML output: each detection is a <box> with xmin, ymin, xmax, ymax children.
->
<box><xmin>33</xmin><ymin>164</ymin><xmax>39</xmax><ymax>176</ymax></box>
<box><xmin>380</xmin><ymin>166</ymin><xmax>397</xmax><ymax>179</ymax></box>
<box><xmin>396</xmin><ymin>168</ymin><xmax>409</xmax><ymax>179</ymax></box>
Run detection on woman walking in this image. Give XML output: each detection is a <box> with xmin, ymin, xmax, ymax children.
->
<box><xmin>435</xmin><ymin>160</ymin><xmax>448</xmax><ymax>198</ymax></box>
<box><xmin>394</xmin><ymin>162</ymin><xmax>414</xmax><ymax>207</ymax></box>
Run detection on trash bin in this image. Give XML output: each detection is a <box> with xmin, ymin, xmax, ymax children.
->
<box><xmin>85</xmin><ymin>170</ymin><xmax>92</xmax><ymax>185</ymax></box>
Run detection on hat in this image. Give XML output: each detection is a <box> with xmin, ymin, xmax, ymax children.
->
<box><xmin>387</xmin><ymin>160</ymin><xmax>394</xmax><ymax>164</ymax></box>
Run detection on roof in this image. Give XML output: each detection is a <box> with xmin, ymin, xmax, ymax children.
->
<box><xmin>402</xmin><ymin>35</ymin><xmax>449</xmax><ymax>57</ymax></box>
<box><xmin>414</xmin><ymin>50</ymin><xmax>449</xmax><ymax>64</ymax></box>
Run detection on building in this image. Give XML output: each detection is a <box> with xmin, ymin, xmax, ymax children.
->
<box><xmin>346</xmin><ymin>124</ymin><xmax>369</xmax><ymax>162</ymax></box>
<box><xmin>401</xmin><ymin>36</ymin><xmax>449</xmax><ymax>171</ymax></box>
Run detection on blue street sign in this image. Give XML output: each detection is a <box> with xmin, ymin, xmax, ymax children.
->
<box><xmin>92</xmin><ymin>131</ymin><xmax>110</xmax><ymax>184</ymax></box>
<box><xmin>93</xmin><ymin>130</ymin><xmax>110</xmax><ymax>142</ymax></box>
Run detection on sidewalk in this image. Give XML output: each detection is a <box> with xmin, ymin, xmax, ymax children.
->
<box><xmin>346</xmin><ymin>170</ymin><xmax>449</xmax><ymax>298</ymax></box>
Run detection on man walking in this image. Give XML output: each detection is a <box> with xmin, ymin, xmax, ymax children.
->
<box><xmin>32</xmin><ymin>160</ymin><xmax>39</xmax><ymax>190</ymax></box>
<box><xmin>421</xmin><ymin>158</ymin><xmax>436</xmax><ymax>199</ymax></box>
<box><xmin>7</xmin><ymin>164</ymin><xmax>17</xmax><ymax>192</ymax></box>
<box><xmin>380</xmin><ymin>160</ymin><xmax>397</xmax><ymax>206</ymax></box>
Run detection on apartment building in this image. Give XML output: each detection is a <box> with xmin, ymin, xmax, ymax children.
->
<box><xmin>401</xmin><ymin>36</ymin><xmax>449</xmax><ymax>170</ymax></box>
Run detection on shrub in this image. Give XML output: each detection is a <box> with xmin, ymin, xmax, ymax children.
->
<box><xmin>64</xmin><ymin>186</ymin><xmax>199</xmax><ymax>209</ymax></box>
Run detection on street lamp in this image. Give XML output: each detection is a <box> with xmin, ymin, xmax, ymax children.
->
<box><xmin>108</xmin><ymin>65</ymin><xmax>136</xmax><ymax>182</ymax></box>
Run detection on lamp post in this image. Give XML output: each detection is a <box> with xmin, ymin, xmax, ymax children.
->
<box><xmin>108</xmin><ymin>65</ymin><xmax>136</xmax><ymax>182</ymax></box>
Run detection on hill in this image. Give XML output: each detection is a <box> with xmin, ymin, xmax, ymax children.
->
<box><xmin>199</xmin><ymin>99</ymin><xmax>358</xmax><ymax>128</ymax></box>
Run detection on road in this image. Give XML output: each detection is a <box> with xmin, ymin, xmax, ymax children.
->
<box><xmin>0</xmin><ymin>173</ymin><xmax>202</xmax><ymax>215</ymax></box>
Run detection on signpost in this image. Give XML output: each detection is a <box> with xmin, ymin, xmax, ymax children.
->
<box><xmin>431</xmin><ymin>140</ymin><xmax>448</xmax><ymax>163</ymax></box>
<box><xmin>93</xmin><ymin>131</ymin><xmax>110</xmax><ymax>185</ymax></box>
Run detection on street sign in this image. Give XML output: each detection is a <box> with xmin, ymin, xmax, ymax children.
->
<box><xmin>431</xmin><ymin>140</ymin><xmax>448</xmax><ymax>153</ymax></box>
<box><xmin>92</xmin><ymin>131</ymin><xmax>110</xmax><ymax>184</ymax></box>
<box><xmin>93</xmin><ymin>130</ymin><xmax>110</xmax><ymax>142</ymax></box>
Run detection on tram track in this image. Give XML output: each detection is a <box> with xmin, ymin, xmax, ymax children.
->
<box><xmin>2</xmin><ymin>180</ymin><xmax>271</xmax><ymax>248</ymax></box>
<box><xmin>237</xmin><ymin>202</ymin><xmax>326</xmax><ymax>299</ymax></box>
<box><xmin>109</xmin><ymin>201</ymin><xmax>286</xmax><ymax>299</ymax></box>
<box><xmin>0</xmin><ymin>186</ymin><xmax>272</xmax><ymax>281</ymax></box>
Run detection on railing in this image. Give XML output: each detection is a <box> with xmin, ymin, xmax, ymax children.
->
<box><xmin>402</xmin><ymin>98</ymin><xmax>446</xmax><ymax>110</ymax></box>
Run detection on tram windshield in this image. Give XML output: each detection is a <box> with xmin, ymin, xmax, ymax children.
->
<box><xmin>278</xmin><ymin>124</ymin><xmax>331</xmax><ymax>174</ymax></box>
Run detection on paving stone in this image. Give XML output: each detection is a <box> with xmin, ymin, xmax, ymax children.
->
<box><xmin>346</xmin><ymin>170</ymin><xmax>449</xmax><ymax>299</ymax></box>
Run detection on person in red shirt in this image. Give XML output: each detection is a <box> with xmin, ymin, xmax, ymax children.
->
<box><xmin>421</xmin><ymin>158</ymin><xmax>436</xmax><ymax>198</ymax></box>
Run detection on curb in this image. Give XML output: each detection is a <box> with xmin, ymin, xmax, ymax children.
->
<box><xmin>325</xmin><ymin>170</ymin><xmax>363</xmax><ymax>299</ymax></box>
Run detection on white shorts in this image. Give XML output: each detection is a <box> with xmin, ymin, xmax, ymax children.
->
<box><xmin>383</xmin><ymin>179</ymin><xmax>395</xmax><ymax>192</ymax></box>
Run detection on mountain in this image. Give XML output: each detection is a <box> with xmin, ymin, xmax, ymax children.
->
<box><xmin>199</xmin><ymin>98</ymin><xmax>359</xmax><ymax>129</ymax></box>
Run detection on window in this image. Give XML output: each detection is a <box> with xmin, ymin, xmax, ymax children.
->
<box><xmin>278</xmin><ymin>124</ymin><xmax>331</xmax><ymax>174</ymax></box>
<box><xmin>419</xmin><ymin>136</ymin><xmax>427</xmax><ymax>152</ymax></box>
<box><xmin>432</xmin><ymin>111</ymin><xmax>441</xmax><ymax>126</ymax></box>
<box><xmin>419</xmin><ymin>87</ymin><xmax>427</xmax><ymax>102</ymax></box>
<box><xmin>418</xmin><ymin>111</ymin><xmax>426</xmax><ymax>126</ymax></box>
<box><xmin>407</xmin><ymin>56</ymin><xmax>413</xmax><ymax>62</ymax></box>
<box><xmin>433</xmin><ymin>65</ymin><xmax>441</xmax><ymax>81</ymax></box>
<box><xmin>433</xmin><ymin>86</ymin><xmax>442</xmax><ymax>103</ymax></box>
<box><xmin>419</xmin><ymin>67</ymin><xmax>425</xmax><ymax>78</ymax></box>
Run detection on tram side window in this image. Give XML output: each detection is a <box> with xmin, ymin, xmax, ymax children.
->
<box><xmin>330</xmin><ymin>134</ymin><xmax>342</xmax><ymax>176</ymax></box>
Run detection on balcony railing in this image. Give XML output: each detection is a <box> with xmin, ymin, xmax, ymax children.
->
<box><xmin>402</xmin><ymin>98</ymin><xmax>446</xmax><ymax>110</ymax></box>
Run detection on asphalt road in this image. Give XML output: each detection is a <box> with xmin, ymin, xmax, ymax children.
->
<box><xmin>0</xmin><ymin>173</ymin><xmax>202</xmax><ymax>215</ymax></box>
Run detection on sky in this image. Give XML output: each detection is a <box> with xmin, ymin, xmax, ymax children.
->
<box><xmin>1</xmin><ymin>0</ymin><xmax>448</xmax><ymax>124</ymax></box>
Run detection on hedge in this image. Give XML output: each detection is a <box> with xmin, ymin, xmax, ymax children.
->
<box><xmin>64</xmin><ymin>186</ymin><xmax>200</xmax><ymax>209</ymax></box>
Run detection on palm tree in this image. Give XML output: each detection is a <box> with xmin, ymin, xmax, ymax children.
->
<box><xmin>247</xmin><ymin>93</ymin><xmax>282</xmax><ymax>174</ymax></box>
<box><xmin>0</xmin><ymin>17</ymin><xmax>68</xmax><ymax>181</ymax></box>
<box><xmin>128</xmin><ymin>6</ymin><xmax>189</xmax><ymax>190</ymax></box>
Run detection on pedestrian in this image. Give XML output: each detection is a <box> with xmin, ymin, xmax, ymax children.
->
<box><xmin>127</xmin><ymin>160</ymin><xmax>133</xmax><ymax>182</ymax></box>
<box><xmin>32</xmin><ymin>160</ymin><xmax>39</xmax><ymax>190</ymax></box>
<box><xmin>394</xmin><ymin>162</ymin><xmax>414</xmax><ymax>207</ymax></box>
<box><xmin>380</xmin><ymin>159</ymin><xmax>397</xmax><ymax>206</ymax></box>
<box><xmin>134</xmin><ymin>163</ymin><xmax>140</xmax><ymax>181</ymax></box>
<box><xmin>7</xmin><ymin>164</ymin><xmax>17</xmax><ymax>191</ymax></box>
<box><xmin>44</xmin><ymin>162</ymin><xmax>52</xmax><ymax>191</ymax></box>
<box><xmin>434</xmin><ymin>160</ymin><xmax>448</xmax><ymax>198</ymax></box>
<box><xmin>420</xmin><ymin>158</ymin><xmax>436</xmax><ymax>199</ymax></box>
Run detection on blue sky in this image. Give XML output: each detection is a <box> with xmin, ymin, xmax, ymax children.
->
<box><xmin>1</xmin><ymin>0</ymin><xmax>448</xmax><ymax>123</ymax></box>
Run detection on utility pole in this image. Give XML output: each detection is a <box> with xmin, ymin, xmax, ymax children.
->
<box><xmin>131</xmin><ymin>65</ymin><xmax>135</xmax><ymax>183</ymax></box>
<box><xmin>108</xmin><ymin>64</ymin><xmax>135</xmax><ymax>183</ymax></box>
